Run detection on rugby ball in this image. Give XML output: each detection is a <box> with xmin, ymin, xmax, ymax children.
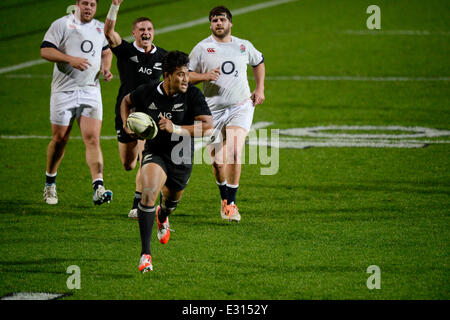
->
<box><xmin>126</xmin><ymin>112</ymin><xmax>158</xmax><ymax>139</ymax></box>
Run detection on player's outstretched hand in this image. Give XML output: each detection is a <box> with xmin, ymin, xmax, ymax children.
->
<box><xmin>69</xmin><ymin>56</ymin><xmax>92</xmax><ymax>71</ymax></box>
<box><xmin>158</xmin><ymin>117</ymin><xmax>174</xmax><ymax>133</ymax></box>
<box><xmin>251</xmin><ymin>88</ymin><xmax>265</xmax><ymax>106</ymax></box>
<box><xmin>112</xmin><ymin>0</ymin><xmax>123</xmax><ymax>5</ymax></box>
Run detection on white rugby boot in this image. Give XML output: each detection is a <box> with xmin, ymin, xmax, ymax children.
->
<box><xmin>93</xmin><ymin>185</ymin><xmax>113</xmax><ymax>205</ymax></box>
<box><xmin>128</xmin><ymin>208</ymin><xmax>138</xmax><ymax>219</ymax></box>
<box><xmin>139</xmin><ymin>254</ymin><xmax>153</xmax><ymax>273</ymax></box>
<box><xmin>224</xmin><ymin>203</ymin><xmax>241</xmax><ymax>223</ymax></box>
<box><xmin>43</xmin><ymin>184</ymin><xmax>58</xmax><ymax>205</ymax></box>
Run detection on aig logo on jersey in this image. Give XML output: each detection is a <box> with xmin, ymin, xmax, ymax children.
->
<box><xmin>158</xmin><ymin>112</ymin><xmax>172</xmax><ymax>120</ymax></box>
<box><xmin>139</xmin><ymin>67</ymin><xmax>153</xmax><ymax>75</ymax></box>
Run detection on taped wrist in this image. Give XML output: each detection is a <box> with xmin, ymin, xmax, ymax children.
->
<box><xmin>172</xmin><ymin>124</ymin><xmax>183</xmax><ymax>135</ymax></box>
<box><xmin>107</xmin><ymin>4</ymin><xmax>120</xmax><ymax>21</ymax></box>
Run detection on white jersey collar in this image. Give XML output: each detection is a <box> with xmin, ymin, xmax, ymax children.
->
<box><xmin>157</xmin><ymin>82</ymin><xmax>164</xmax><ymax>95</ymax></box>
<box><xmin>133</xmin><ymin>41</ymin><xmax>157</xmax><ymax>54</ymax></box>
<box><xmin>210</xmin><ymin>35</ymin><xmax>233</xmax><ymax>44</ymax></box>
<box><xmin>69</xmin><ymin>13</ymin><xmax>94</xmax><ymax>26</ymax></box>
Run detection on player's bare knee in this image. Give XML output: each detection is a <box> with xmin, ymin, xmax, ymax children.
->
<box><xmin>83</xmin><ymin>134</ymin><xmax>100</xmax><ymax>147</ymax></box>
<box><xmin>212</xmin><ymin>160</ymin><xmax>225</xmax><ymax>171</ymax></box>
<box><xmin>52</xmin><ymin>134</ymin><xmax>69</xmax><ymax>147</ymax></box>
<box><xmin>233</xmin><ymin>152</ymin><xmax>242</xmax><ymax>164</ymax></box>
<box><xmin>226</xmin><ymin>150</ymin><xmax>242</xmax><ymax>164</ymax></box>
<box><xmin>141</xmin><ymin>187</ymin><xmax>159</xmax><ymax>206</ymax></box>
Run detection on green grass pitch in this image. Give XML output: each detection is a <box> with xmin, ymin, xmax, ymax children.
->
<box><xmin>0</xmin><ymin>0</ymin><xmax>448</xmax><ymax>300</ymax></box>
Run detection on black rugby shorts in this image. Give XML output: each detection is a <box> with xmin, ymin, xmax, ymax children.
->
<box><xmin>141</xmin><ymin>152</ymin><xmax>192</xmax><ymax>191</ymax></box>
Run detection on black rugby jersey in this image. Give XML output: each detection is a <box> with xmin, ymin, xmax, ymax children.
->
<box><xmin>112</xmin><ymin>40</ymin><xmax>167</xmax><ymax>114</ymax></box>
<box><xmin>130</xmin><ymin>82</ymin><xmax>211</xmax><ymax>165</ymax></box>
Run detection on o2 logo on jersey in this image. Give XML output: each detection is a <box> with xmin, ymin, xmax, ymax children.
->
<box><xmin>81</xmin><ymin>40</ymin><xmax>95</xmax><ymax>57</ymax></box>
<box><xmin>221</xmin><ymin>61</ymin><xmax>238</xmax><ymax>77</ymax></box>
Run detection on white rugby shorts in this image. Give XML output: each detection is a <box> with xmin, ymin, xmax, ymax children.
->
<box><xmin>50</xmin><ymin>87</ymin><xmax>103</xmax><ymax>126</ymax></box>
<box><xmin>208</xmin><ymin>99</ymin><xmax>254</xmax><ymax>145</ymax></box>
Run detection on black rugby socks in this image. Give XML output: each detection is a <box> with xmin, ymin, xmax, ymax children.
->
<box><xmin>226</xmin><ymin>184</ymin><xmax>239</xmax><ymax>205</ymax></box>
<box><xmin>45</xmin><ymin>172</ymin><xmax>57</xmax><ymax>186</ymax></box>
<box><xmin>216</xmin><ymin>180</ymin><xmax>228</xmax><ymax>201</ymax></box>
<box><xmin>132</xmin><ymin>191</ymin><xmax>142</xmax><ymax>209</ymax></box>
<box><xmin>137</xmin><ymin>203</ymin><xmax>156</xmax><ymax>255</ymax></box>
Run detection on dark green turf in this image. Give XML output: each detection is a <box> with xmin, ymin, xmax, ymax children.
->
<box><xmin>0</xmin><ymin>0</ymin><xmax>448</xmax><ymax>299</ymax></box>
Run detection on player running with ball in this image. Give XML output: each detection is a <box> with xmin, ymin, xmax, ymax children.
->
<box><xmin>120</xmin><ymin>51</ymin><xmax>212</xmax><ymax>272</ymax></box>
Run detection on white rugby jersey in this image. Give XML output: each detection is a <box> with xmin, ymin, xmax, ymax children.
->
<box><xmin>42</xmin><ymin>13</ymin><xmax>108</xmax><ymax>92</ymax></box>
<box><xmin>189</xmin><ymin>35</ymin><xmax>264</xmax><ymax>111</ymax></box>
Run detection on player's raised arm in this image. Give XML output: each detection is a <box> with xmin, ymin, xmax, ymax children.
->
<box><xmin>104</xmin><ymin>0</ymin><xmax>124</xmax><ymax>48</ymax></box>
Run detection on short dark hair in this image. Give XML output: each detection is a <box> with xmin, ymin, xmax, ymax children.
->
<box><xmin>209</xmin><ymin>6</ymin><xmax>232</xmax><ymax>22</ymax></box>
<box><xmin>162</xmin><ymin>51</ymin><xmax>189</xmax><ymax>75</ymax></box>
<box><xmin>133</xmin><ymin>17</ymin><xmax>153</xmax><ymax>28</ymax></box>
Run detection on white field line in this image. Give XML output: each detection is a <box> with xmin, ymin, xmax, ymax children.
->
<box><xmin>344</xmin><ymin>30</ymin><xmax>450</xmax><ymax>36</ymax></box>
<box><xmin>0</xmin><ymin>59</ymin><xmax>48</xmax><ymax>75</ymax></box>
<box><xmin>249</xmin><ymin>139</ymin><xmax>429</xmax><ymax>149</ymax></box>
<box><xmin>0</xmin><ymin>0</ymin><xmax>297</xmax><ymax>75</ymax></box>
<box><xmin>264</xmin><ymin>76</ymin><xmax>450</xmax><ymax>81</ymax></box>
<box><xmin>126</xmin><ymin>0</ymin><xmax>297</xmax><ymax>41</ymax></box>
<box><xmin>270</xmin><ymin>137</ymin><xmax>450</xmax><ymax>144</ymax></box>
<box><xmin>193</xmin><ymin>121</ymin><xmax>273</xmax><ymax>150</ymax></box>
<box><xmin>3</xmin><ymin>74</ymin><xmax>450</xmax><ymax>82</ymax></box>
<box><xmin>0</xmin><ymin>122</ymin><xmax>274</xmax><ymax>145</ymax></box>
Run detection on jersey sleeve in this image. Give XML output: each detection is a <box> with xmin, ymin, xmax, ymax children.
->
<box><xmin>188</xmin><ymin>44</ymin><xmax>203</xmax><ymax>72</ymax></box>
<box><xmin>187</xmin><ymin>85</ymin><xmax>212</xmax><ymax>118</ymax></box>
<box><xmin>246</xmin><ymin>40</ymin><xmax>264</xmax><ymax>67</ymax></box>
<box><xmin>42</xmin><ymin>17</ymin><xmax>65</xmax><ymax>48</ymax></box>
<box><xmin>110</xmin><ymin>39</ymin><xmax>132</xmax><ymax>59</ymax></box>
<box><xmin>102</xmin><ymin>36</ymin><xmax>109</xmax><ymax>50</ymax></box>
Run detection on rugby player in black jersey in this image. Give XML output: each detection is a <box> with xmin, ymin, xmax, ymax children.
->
<box><xmin>104</xmin><ymin>0</ymin><xmax>167</xmax><ymax>218</ymax></box>
<box><xmin>120</xmin><ymin>51</ymin><xmax>213</xmax><ymax>272</ymax></box>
